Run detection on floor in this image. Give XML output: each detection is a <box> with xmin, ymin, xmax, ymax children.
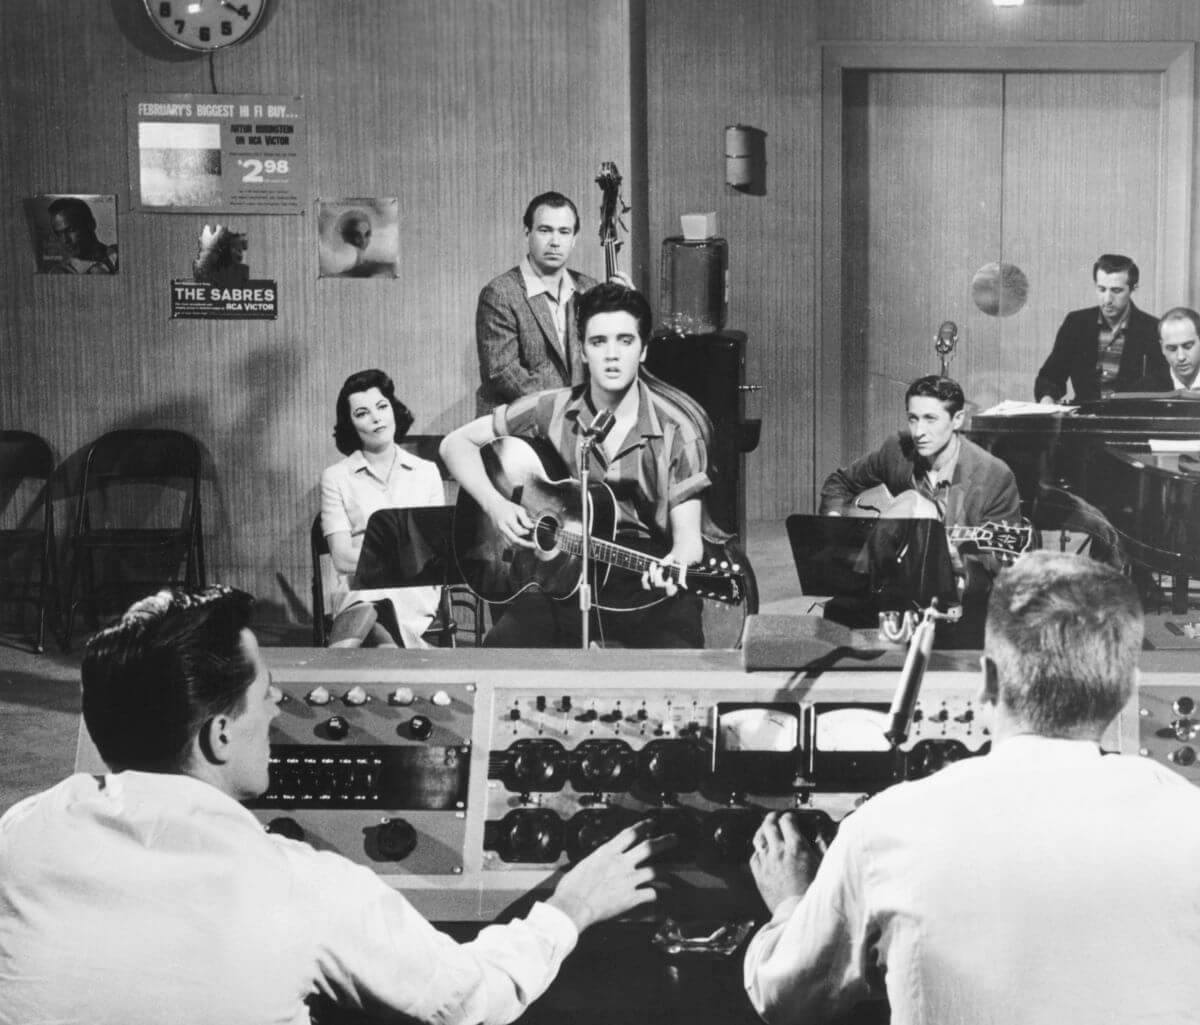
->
<box><xmin>2</xmin><ymin>519</ymin><xmax>1197</xmax><ymax>816</ymax></box>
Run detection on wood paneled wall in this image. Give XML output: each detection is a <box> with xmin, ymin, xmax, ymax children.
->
<box><xmin>645</xmin><ymin>0</ymin><xmax>821</xmax><ymax>523</ymax></box>
<box><xmin>3</xmin><ymin>0</ymin><xmax>1200</xmax><ymax>630</ymax></box>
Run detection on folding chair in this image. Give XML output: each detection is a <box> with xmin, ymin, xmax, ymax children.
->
<box><xmin>0</xmin><ymin>431</ymin><xmax>57</xmax><ymax>652</ymax></box>
<box><xmin>64</xmin><ymin>429</ymin><xmax>205</xmax><ymax>648</ymax></box>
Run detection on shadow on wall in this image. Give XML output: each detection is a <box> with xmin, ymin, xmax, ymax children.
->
<box><xmin>38</xmin><ymin>399</ymin><xmax>221</xmax><ymax>644</ymax></box>
<box><xmin>232</xmin><ymin>344</ymin><xmax>309</xmax><ymax>630</ymax></box>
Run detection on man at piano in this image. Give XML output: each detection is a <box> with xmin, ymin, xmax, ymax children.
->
<box><xmin>1034</xmin><ymin>253</ymin><xmax>1166</xmax><ymax>404</ymax></box>
<box><xmin>1132</xmin><ymin>306</ymin><xmax>1200</xmax><ymax>392</ymax></box>
<box><xmin>820</xmin><ymin>376</ymin><xmax>1021</xmax><ymax>640</ymax></box>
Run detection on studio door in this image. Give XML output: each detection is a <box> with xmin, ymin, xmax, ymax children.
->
<box><xmin>838</xmin><ymin>67</ymin><xmax>1165</xmax><ymax>463</ymax></box>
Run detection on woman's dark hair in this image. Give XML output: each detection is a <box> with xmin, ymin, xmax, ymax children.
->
<box><xmin>81</xmin><ymin>587</ymin><xmax>257</xmax><ymax>773</ymax></box>
<box><xmin>333</xmin><ymin>369</ymin><xmax>414</xmax><ymax>455</ymax></box>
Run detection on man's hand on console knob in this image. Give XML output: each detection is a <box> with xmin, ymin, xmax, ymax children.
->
<box><xmin>750</xmin><ymin>811</ymin><xmax>822</xmax><ymax>914</ymax></box>
<box><xmin>546</xmin><ymin>820</ymin><xmax>675</xmax><ymax>932</ymax></box>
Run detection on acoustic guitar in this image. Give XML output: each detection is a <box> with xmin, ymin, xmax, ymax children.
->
<box><xmin>452</xmin><ymin>436</ymin><xmax>748</xmax><ymax>612</ymax></box>
<box><xmin>846</xmin><ymin>484</ymin><xmax>1033</xmax><ymax>562</ymax></box>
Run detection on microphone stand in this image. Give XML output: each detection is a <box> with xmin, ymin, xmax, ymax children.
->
<box><xmin>935</xmin><ymin>322</ymin><xmax>958</xmax><ymax>378</ymax></box>
<box><xmin>576</xmin><ymin>410</ymin><xmax>614</xmax><ymax>651</ymax></box>
<box><xmin>884</xmin><ymin>599</ymin><xmax>959</xmax><ymax>748</ymax></box>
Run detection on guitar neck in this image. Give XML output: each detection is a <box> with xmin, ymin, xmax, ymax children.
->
<box><xmin>560</xmin><ymin>528</ymin><xmax>682</xmax><ymax>583</ymax></box>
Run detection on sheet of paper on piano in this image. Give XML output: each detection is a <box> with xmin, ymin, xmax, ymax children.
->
<box><xmin>977</xmin><ymin>399</ymin><xmax>1079</xmax><ymax>416</ymax></box>
<box><xmin>1148</xmin><ymin>438</ymin><xmax>1200</xmax><ymax>452</ymax></box>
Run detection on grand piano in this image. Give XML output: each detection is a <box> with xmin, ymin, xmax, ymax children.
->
<box><xmin>968</xmin><ymin>393</ymin><xmax>1200</xmax><ymax>613</ymax></box>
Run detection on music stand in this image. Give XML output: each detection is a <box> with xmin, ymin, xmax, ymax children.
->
<box><xmin>352</xmin><ymin>505</ymin><xmax>464</xmax><ymax>591</ymax></box>
<box><xmin>785</xmin><ymin>514</ymin><xmax>959</xmax><ymax>626</ymax></box>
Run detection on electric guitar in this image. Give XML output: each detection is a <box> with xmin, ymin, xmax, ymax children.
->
<box><xmin>846</xmin><ymin>485</ymin><xmax>1033</xmax><ymax>561</ymax></box>
<box><xmin>452</xmin><ymin>436</ymin><xmax>748</xmax><ymax>611</ymax></box>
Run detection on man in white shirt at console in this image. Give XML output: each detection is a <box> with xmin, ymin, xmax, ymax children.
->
<box><xmin>0</xmin><ymin>586</ymin><xmax>671</xmax><ymax>1025</ymax></box>
<box><xmin>742</xmin><ymin>550</ymin><xmax>1200</xmax><ymax>1025</ymax></box>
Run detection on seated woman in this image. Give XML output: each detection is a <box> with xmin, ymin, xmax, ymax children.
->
<box><xmin>319</xmin><ymin>369</ymin><xmax>445</xmax><ymax>647</ymax></box>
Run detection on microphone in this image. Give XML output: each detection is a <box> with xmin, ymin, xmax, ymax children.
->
<box><xmin>935</xmin><ymin>321</ymin><xmax>958</xmax><ymax>356</ymax></box>
<box><xmin>884</xmin><ymin>612</ymin><xmax>936</xmax><ymax>747</ymax></box>
<box><xmin>585</xmin><ymin>408</ymin><xmax>616</xmax><ymax>445</ymax></box>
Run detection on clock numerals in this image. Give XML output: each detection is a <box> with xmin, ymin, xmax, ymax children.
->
<box><xmin>145</xmin><ymin>0</ymin><xmax>266</xmax><ymax>51</ymax></box>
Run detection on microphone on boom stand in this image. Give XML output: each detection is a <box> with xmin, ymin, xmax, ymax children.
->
<box><xmin>884</xmin><ymin>600</ymin><xmax>959</xmax><ymax>748</ymax></box>
<box><xmin>935</xmin><ymin>321</ymin><xmax>958</xmax><ymax>378</ymax></box>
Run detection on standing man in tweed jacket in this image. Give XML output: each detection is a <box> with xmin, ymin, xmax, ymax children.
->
<box><xmin>475</xmin><ymin>191</ymin><xmax>599</xmax><ymax>415</ymax></box>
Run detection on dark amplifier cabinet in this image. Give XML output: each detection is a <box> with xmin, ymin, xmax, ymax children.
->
<box><xmin>644</xmin><ymin>330</ymin><xmax>760</xmax><ymax>538</ymax></box>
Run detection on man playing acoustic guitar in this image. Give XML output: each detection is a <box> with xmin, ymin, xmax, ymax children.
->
<box><xmin>442</xmin><ymin>283</ymin><xmax>724</xmax><ymax>648</ymax></box>
<box><xmin>819</xmin><ymin>375</ymin><xmax>1021</xmax><ymax>643</ymax></box>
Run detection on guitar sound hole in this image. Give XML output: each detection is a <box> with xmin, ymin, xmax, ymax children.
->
<box><xmin>533</xmin><ymin>517</ymin><xmax>559</xmax><ymax>553</ymax></box>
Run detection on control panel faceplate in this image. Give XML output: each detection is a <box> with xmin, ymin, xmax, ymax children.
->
<box><xmin>72</xmin><ymin>648</ymin><xmax>1191</xmax><ymax>921</ymax></box>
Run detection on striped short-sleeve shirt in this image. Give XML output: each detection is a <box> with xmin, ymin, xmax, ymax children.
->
<box><xmin>494</xmin><ymin>380</ymin><xmax>711</xmax><ymax>545</ymax></box>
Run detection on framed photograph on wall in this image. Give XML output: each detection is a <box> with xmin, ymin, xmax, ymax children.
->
<box><xmin>25</xmin><ymin>194</ymin><xmax>119</xmax><ymax>275</ymax></box>
<box><xmin>317</xmin><ymin>198</ymin><xmax>399</xmax><ymax>279</ymax></box>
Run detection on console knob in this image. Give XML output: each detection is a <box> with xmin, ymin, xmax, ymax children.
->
<box><xmin>710</xmin><ymin>812</ymin><xmax>758</xmax><ymax>862</ymax></box>
<box><xmin>566</xmin><ymin>810</ymin><xmax>622</xmax><ymax>862</ymax></box>
<box><xmin>579</xmin><ymin>749</ymin><xmax>619</xmax><ymax>783</ymax></box>
<box><xmin>306</xmin><ymin>686</ymin><xmax>331</xmax><ymax>706</ymax></box>
<box><xmin>640</xmin><ymin>741</ymin><xmax>702</xmax><ymax>793</ymax></box>
<box><xmin>388</xmin><ymin>687</ymin><xmax>415</xmax><ymax>706</ymax></box>
<box><xmin>431</xmin><ymin>690</ymin><xmax>452</xmax><ymax>707</ymax></box>
<box><xmin>408</xmin><ymin>715</ymin><xmax>434</xmax><ymax>741</ymax></box>
<box><xmin>1171</xmin><ymin>746</ymin><xmax>1197</xmax><ymax>766</ymax></box>
<box><xmin>512</xmin><ymin>749</ymin><xmax>552</xmax><ymax>785</ymax></box>
<box><xmin>343</xmin><ymin>685</ymin><xmax>368</xmax><ymax>706</ymax></box>
<box><xmin>265</xmin><ymin>816</ymin><xmax>305</xmax><ymax>842</ymax></box>
<box><xmin>325</xmin><ymin>715</ymin><xmax>350</xmax><ymax>740</ymax></box>
<box><xmin>1175</xmin><ymin>696</ymin><xmax>1196</xmax><ymax>716</ymax></box>
<box><xmin>1173</xmin><ymin>718</ymin><xmax>1198</xmax><ymax>742</ymax></box>
<box><xmin>377</xmin><ymin>818</ymin><xmax>418</xmax><ymax>860</ymax></box>
<box><xmin>490</xmin><ymin>809</ymin><xmax>565</xmax><ymax>863</ymax></box>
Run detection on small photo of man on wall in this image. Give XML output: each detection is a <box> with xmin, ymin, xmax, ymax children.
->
<box><xmin>27</xmin><ymin>194</ymin><xmax>119</xmax><ymax>275</ymax></box>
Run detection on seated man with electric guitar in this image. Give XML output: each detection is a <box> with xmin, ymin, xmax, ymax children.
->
<box><xmin>819</xmin><ymin>375</ymin><xmax>1024</xmax><ymax>642</ymax></box>
<box><xmin>442</xmin><ymin>282</ymin><xmax>741</xmax><ymax>648</ymax></box>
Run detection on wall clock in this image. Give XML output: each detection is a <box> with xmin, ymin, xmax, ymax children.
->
<box><xmin>141</xmin><ymin>0</ymin><xmax>269</xmax><ymax>52</ymax></box>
